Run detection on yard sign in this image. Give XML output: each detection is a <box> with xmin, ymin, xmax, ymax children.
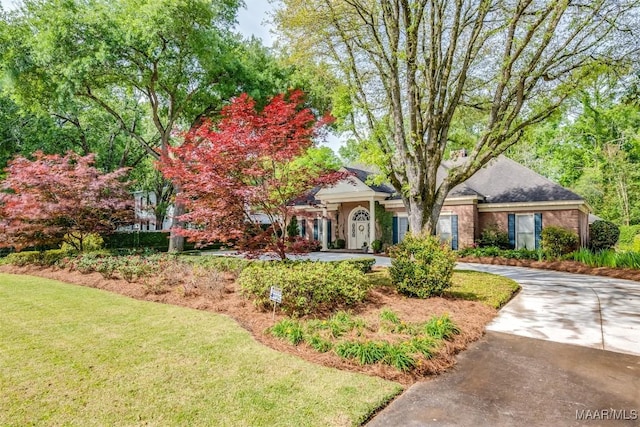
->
<box><xmin>269</xmin><ymin>286</ymin><xmax>282</xmax><ymax>319</ymax></box>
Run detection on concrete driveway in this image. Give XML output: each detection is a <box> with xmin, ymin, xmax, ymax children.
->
<box><xmin>368</xmin><ymin>262</ymin><xmax>640</xmax><ymax>426</ymax></box>
<box><xmin>367</xmin><ymin>331</ymin><xmax>640</xmax><ymax>427</ymax></box>
<box><xmin>458</xmin><ymin>263</ymin><xmax>640</xmax><ymax>356</ymax></box>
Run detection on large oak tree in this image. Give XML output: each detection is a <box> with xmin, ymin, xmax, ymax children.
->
<box><xmin>275</xmin><ymin>0</ymin><xmax>640</xmax><ymax>234</ymax></box>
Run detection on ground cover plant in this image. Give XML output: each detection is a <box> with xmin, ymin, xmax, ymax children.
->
<box><xmin>269</xmin><ymin>310</ymin><xmax>460</xmax><ymax>373</ymax></box>
<box><xmin>0</xmin><ymin>274</ymin><xmax>401</xmax><ymax>426</ymax></box>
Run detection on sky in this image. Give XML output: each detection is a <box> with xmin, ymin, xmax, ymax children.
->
<box><xmin>237</xmin><ymin>0</ymin><xmax>276</xmax><ymax>46</ymax></box>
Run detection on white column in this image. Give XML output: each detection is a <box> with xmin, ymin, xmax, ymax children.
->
<box><xmin>369</xmin><ymin>198</ymin><xmax>376</xmax><ymax>253</ymax></box>
<box><xmin>321</xmin><ymin>207</ymin><xmax>328</xmax><ymax>251</ymax></box>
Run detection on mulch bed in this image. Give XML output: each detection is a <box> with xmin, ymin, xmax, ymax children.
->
<box><xmin>459</xmin><ymin>256</ymin><xmax>640</xmax><ymax>282</ymax></box>
<box><xmin>0</xmin><ymin>264</ymin><xmax>496</xmax><ymax>385</ymax></box>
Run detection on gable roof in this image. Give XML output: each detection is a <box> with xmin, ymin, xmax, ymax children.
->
<box><xmin>343</xmin><ymin>167</ymin><xmax>396</xmax><ymax>194</ymax></box>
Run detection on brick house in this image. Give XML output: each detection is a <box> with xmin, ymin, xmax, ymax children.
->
<box><xmin>293</xmin><ymin>156</ymin><xmax>590</xmax><ymax>251</ymax></box>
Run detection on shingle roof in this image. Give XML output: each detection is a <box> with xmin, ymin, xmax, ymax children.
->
<box><xmin>296</xmin><ymin>156</ymin><xmax>582</xmax><ymax>205</ymax></box>
<box><xmin>343</xmin><ymin>167</ymin><xmax>396</xmax><ymax>194</ymax></box>
<box><xmin>457</xmin><ymin>156</ymin><xmax>583</xmax><ymax>203</ymax></box>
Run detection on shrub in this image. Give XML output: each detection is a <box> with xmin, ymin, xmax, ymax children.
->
<box><xmin>457</xmin><ymin>246</ymin><xmax>543</xmax><ymax>260</ymax></box>
<box><xmin>618</xmin><ymin>225</ymin><xmax>640</xmax><ymax>251</ymax></box>
<box><xmin>337</xmin><ymin>257</ymin><xmax>376</xmax><ymax>273</ymax></box>
<box><xmin>589</xmin><ymin>220</ymin><xmax>620</xmax><ymax>251</ymax></box>
<box><xmin>335</xmin><ymin>239</ymin><xmax>346</xmax><ymax>249</ymax></box>
<box><xmin>371</xmin><ymin>239</ymin><xmax>383</xmax><ymax>253</ymax></box>
<box><xmin>102</xmin><ymin>231</ymin><xmax>203</xmax><ymax>252</ymax></box>
<box><xmin>61</xmin><ymin>233</ymin><xmax>104</xmax><ymax>253</ymax></box>
<box><xmin>238</xmin><ymin>261</ymin><xmax>370</xmax><ymax>316</ymax></box>
<box><xmin>4</xmin><ymin>249</ymin><xmax>69</xmax><ymax>267</ymax></box>
<box><xmin>478</xmin><ymin>223</ymin><xmax>510</xmax><ymax>249</ymax></box>
<box><xmin>287</xmin><ymin>216</ymin><xmax>300</xmax><ymax>237</ymax></box>
<box><xmin>541</xmin><ymin>226</ymin><xmax>579</xmax><ymax>259</ymax></box>
<box><xmin>192</xmin><ymin>256</ymin><xmax>252</xmax><ymax>277</ymax></box>
<box><xmin>634</xmin><ymin>235</ymin><xmax>640</xmax><ymax>253</ymax></box>
<box><xmin>388</xmin><ymin>235</ymin><xmax>456</xmax><ymax>298</ymax></box>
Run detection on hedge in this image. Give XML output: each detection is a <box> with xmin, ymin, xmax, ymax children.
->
<box><xmin>239</xmin><ymin>261</ymin><xmax>370</xmax><ymax>316</ymax></box>
<box><xmin>102</xmin><ymin>232</ymin><xmax>222</xmax><ymax>251</ymax></box>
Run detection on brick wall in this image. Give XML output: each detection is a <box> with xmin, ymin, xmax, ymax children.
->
<box><xmin>479</xmin><ymin>209</ymin><xmax>584</xmax><ymax>243</ymax></box>
<box><xmin>441</xmin><ymin>204</ymin><xmax>477</xmax><ymax>248</ymax></box>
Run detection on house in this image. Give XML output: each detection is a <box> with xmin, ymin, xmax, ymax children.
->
<box><xmin>293</xmin><ymin>156</ymin><xmax>590</xmax><ymax>251</ymax></box>
<box><xmin>131</xmin><ymin>190</ymin><xmax>173</xmax><ymax>231</ymax></box>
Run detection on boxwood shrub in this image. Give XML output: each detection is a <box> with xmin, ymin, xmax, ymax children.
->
<box><xmin>102</xmin><ymin>232</ymin><xmax>213</xmax><ymax>251</ymax></box>
<box><xmin>388</xmin><ymin>235</ymin><xmax>456</xmax><ymax>298</ymax></box>
<box><xmin>333</xmin><ymin>257</ymin><xmax>376</xmax><ymax>273</ymax></box>
<box><xmin>238</xmin><ymin>260</ymin><xmax>370</xmax><ymax>316</ymax></box>
<box><xmin>4</xmin><ymin>249</ymin><xmax>69</xmax><ymax>267</ymax></box>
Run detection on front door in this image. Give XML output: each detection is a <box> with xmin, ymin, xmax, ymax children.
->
<box><xmin>350</xmin><ymin>208</ymin><xmax>370</xmax><ymax>249</ymax></box>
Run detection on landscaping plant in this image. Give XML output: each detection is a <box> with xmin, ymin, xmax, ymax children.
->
<box><xmin>0</xmin><ymin>152</ymin><xmax>133</xmax><ymax>252</ymax></box>
<box><xmin>388</xmin><ymin>235</ymin><xmax>456</xmax><ymax>298</ymax></box>
<box><xmin>540</xmin><ymin>226</ymin><xmax>579</xmax><ymax>259</ymax></box>
<box><xmin>159</xmin><ymin>90</ymin><xmax>346</xmax><ymax>259</ymax></box>
<box><xmin>269</xmin><ymin>310</ymin><xmax>460</xmax><ymax>373</ymax></box>
<box><xmin>238</xmin><ymin>260</ymin><xmax>370</xmax><ymax>316</ymax></box>
<box><xmin>478</xmin><ymin>223</ymin><xmax>511</xmax><ymax>249</ymax></box>
<box><xmin>589</xmin><ymin>220</ymin><xmax>620</xmax><ymax>251</ymax></box>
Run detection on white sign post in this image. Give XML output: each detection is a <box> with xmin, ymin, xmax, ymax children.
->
<box><xmin>269</xmin><ymin>286</ymin><xmax>282</xmax><ymax>319</ymax></box>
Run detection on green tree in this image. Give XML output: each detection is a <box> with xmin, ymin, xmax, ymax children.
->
<box><xmin>1</xmin><ymin>0</ymin><xmax>296</xmax><ymax>250</ymax></box>
<box><xmin>275</xmin><ymin>0</ymin><xmax>639</xmax><ymax>235</ymax></box>
<box><xmin>509</xmin><ymin>71</ymin><xmax>640</xmax><ymax>225</ymax></box>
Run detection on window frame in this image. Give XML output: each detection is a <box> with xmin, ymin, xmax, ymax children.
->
<box><xmin>515</xmin><ymin>213</ymin><xmax>535</xmax><ymax>250</ymax></box>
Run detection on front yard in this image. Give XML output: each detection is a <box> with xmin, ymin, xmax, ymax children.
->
<box><xmin>0</xmin><ymin>274</ymin><xmax>401</xmax><ymax>426</ymax></box>
<box><xmin>0</xmin><ymin>251</ymin><xmax>521</xmax><ymax>425</ymax></box>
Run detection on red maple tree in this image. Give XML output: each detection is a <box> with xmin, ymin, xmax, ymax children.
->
<box><xmin>0</xmin><ymin>152</ymin><xmax>134</xmax><ymax>251</ymax></box>
<box><xmin>160</xmin><ymin>90</ymin><xmax>346</xmax><ymax>259</ymax></box>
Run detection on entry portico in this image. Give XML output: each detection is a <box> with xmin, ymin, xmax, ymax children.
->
<box><xmin>295</xmin><ymin>167</ymin><xmax>394</xmax><ymax>251</ymax></box>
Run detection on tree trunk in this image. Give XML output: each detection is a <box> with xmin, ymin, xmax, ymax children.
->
<box><xmin>168</xmin><ymin>184</ymin><xmax>185</xmax><ymax>253</ymax></box>
<box><xmin>405</xmin><ymin>197</ymin><xmax>444</xmax><ymax>236</ymax></box>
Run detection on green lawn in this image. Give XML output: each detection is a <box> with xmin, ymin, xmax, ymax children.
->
<box><xmin>0</xmin><ymin>274</ymin><xmax>401</xmax><ymax>427</ymax></box>
<box><xmin>367</xmin><ymin>269</ymin><xmax>520</xmax><ymax>309</ymax></box>
<box><xmin>448</xmin><ymin>270</ymin><xmax>520</xmax><ymax>309</ymax></box>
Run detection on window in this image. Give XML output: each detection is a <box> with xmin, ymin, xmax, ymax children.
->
<box><xmin>352</xmin><ymin>209</ymin><xmax>370</xmax><ymax>221</ymax></box>
<box><xmin>300</xmin><ymin>219</ymin><xmax>306</xmax><ymax>238</ymax></box>
<box><xmin>398</xmin><ymin>217</ymin><xmax>409</xmax><ymax>242</ymax></box>
<box><xmin>437</xmin><ymin>215</ymin><xmax>452</xmax><ymax>244</ymax></box>
<box><xmin>516</xmin><ymin>214</ymin><xmax>535</xmax><ymax>249</ymax></box>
